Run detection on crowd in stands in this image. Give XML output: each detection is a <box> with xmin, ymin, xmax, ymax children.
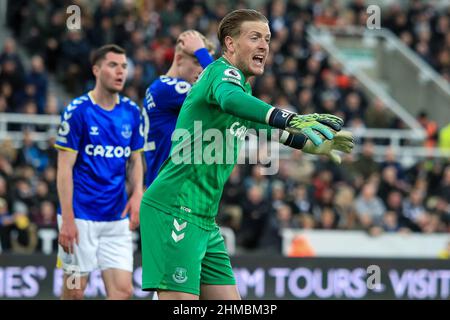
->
<box><xmin>0</xmin><ymin>0</ymin><xmax>449</xmax><ymax>254</ymax></box>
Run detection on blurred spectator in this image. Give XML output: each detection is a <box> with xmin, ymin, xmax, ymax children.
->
<box><xmin>291</xmin><ymin>184</ymin><xmax>313</xmax><ymax>215</ymax></box>
<box><xmin>353</xmin><ymin>140</ymin><xmax>380</xmax><ymax>179</ymax></box>
<box><xmin>311</xmin><ymin>169</ymin><xmax>334</xmax><ymax>201</ymax></box>
<box><xmin>60</xmin><ymin>30</ymin><xmax>91</xmax><ymax>95</ymax></box>
<box><xmin>333</xmin><ymin>184</ymin><xmax>357</xmax><ymax>229</ymax></box>
<box><xmin>0</xmin><ymin>197</ymin><xmax>14</xmax><ymax>252</ymax></box>
<box><xmin>243</xmin><ymin>164</ymin><xmax>270</xmax><ymax>197</ymax></box>
<box><xmin>10</xmin><ymin>201</ymin><xmax>37</xmax><ymax>254</ymax></box>
<box><xmin>0</xmin><ymin>57</ymin><xmax>25</xmax><ymax>110</ymax></box>
<box><xmin>316</xmin><ymin>206</ymin><xmax>339</xmax><ymax>230</ymax></box>
<box><xmin>381</xmin><ymin>147</ymin><xmax>405</xmax><ymax>180</ymax></box>
<box><xmin>382</xmin><ymin>210</ymin><xmax>410</xmax><ymax>233</ymax></box>
<box><xmin>439</xmin><ymin>122</ymin><xmax>450</xmax><ymax>150</ymax></box>
<box><xmin>0</xmin><ymin>94</ymin><xmax>8</xmax><ymax>112</ymax></box>
<box><xmin>377</xmin><ymin>166</ymin><xmax>403</xmax><ymax>203</ymax></box>
<box><xmin>438</xmin><ymin>241</ymin><xmax>450</xmax><ymax>259</ymax></box>
<box><xmin>15</xmin><ymin>130</ymin><xmax>49</xmax><ymax>172</ymax></box>
<box><xmin>260</xmin><ymin>204</ymin><xmax>299</xmax><ymax>253</ymax></box>
<box><xmin>385</xmin><ymin>190</ymin><xmax>404</xmax><ymax>217</ymax></box>
<box><xmin>0</xmin><ymin>137</ymin><xmax>18</xmax><ymax>164</ymax></box>
<box><xmin>284</xmin><ymin>150</ymin><xmax>315</xmax><ymax>184</ymax></box>
<box><xmin>0</xmin><ymin>175</ymin><xmax>11</xmax><ymax>203</ymax></box>
<box><xmin>438</xmin><ymin>165</ymin><xmax>450</xmax><ymax>200</ymax></box>
<box><xmin>0</xmin><ymin>37</ymin><xmax>25</xmax><ymax>76</ymax></box>
<box><xmin>355</xmin><ymin>182</ymin><xmax>386</xmax><ymax>227</ymax></box>
<box><xmin>364</xmin><ymin>98</ymin><xmax>394</xmax><ymax>129</ymax></box>
<box><xmin>238</xmin><ymin>185</ymin><xmax>271</xmax><ymax>250</ymax></box>
<box><xmin>270</xmin><ymin>180</ymin><xmax>287</xmax><ymax>212</ymax></box>
<box><xmin>402</xmin><ymin>188</ymin><xmax>427</xmax><ymax>231</ymax></box>
<box><xmin>12</xmin><ymin>178</ymin><xmax>34</xmax><ymax>209</ymax></box>
<box><xmin>33</xmin><ymin>200</ymin><xmax>57</xmax><ymax>227</ymax></box>
<box><xmin>342</xmin><ymin>92</ymin><xmax>364</xmax><ymax>123</ymax></box>
<box><xmin>417</xmin><ymin>111</ymin><xmax>439</xmax><ymax>148</ymax></box>
<box><xmin>26</xmin><ymin>55</ymin><xmax>48</xmax><ymax>113</ymax></box>
<box><xmin>219</xmin><ymin>166</ymin><xmax>245</xmax><ymax>231</ymax></box>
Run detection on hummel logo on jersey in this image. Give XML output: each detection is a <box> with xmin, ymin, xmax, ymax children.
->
<box><xmin>67</xmin><ymin>104</ymin><xmax>77</xmax><ymax>111</ymax></box>
<box><xmin>171</xmin><ymin>231</ymin><xmax>185</xmax><ymax>243</ymax></box>
<box><xmin>63</xmin><ymin>112</ymin><xmax>72</xmax><ymax>120</ymax></box>
<box><xmin>90</xmin><ymin>126</ymin><xmax>99</xmax><ymax>135</ymax></box>
<box><xmin>174</xmin><ymin>219</ymin><xmax>187</xmax><ymax>232</ymax></box>
<box><xmin>172</xmin><ymin>218</ymin><xmax>186</xmax><ymax>243</ymax></box>
<box><xmin>72</xmin><ymin>99</ymin><xmax>84</xmax><ymax>105</ymax></box>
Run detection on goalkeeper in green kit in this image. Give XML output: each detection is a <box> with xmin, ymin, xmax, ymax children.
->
<box><xmin>140</xmin><ymin>9</ymin><xmax>354</xmax><ymax>300</ymax></box>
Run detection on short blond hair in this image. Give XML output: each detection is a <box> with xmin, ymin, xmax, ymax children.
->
<box><xmin>218</xmin><ymin>9</ymin><xmax>268</xmax><ymax>52</ymax></box>
<box><xmin>176</xmin><ymin>30</ymin><xmax>216</xmax><ymax>55</ymax></box>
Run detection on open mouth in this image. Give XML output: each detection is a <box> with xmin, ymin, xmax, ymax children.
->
<box><xmin>115</xmin><ymin>78</ymin><xmax>124</xmax><ymax>85</ymax></box>
<box><xmin>253</xmin><ymin>55</ymin><xmax>264</xmax><ymax>66</ymax></box>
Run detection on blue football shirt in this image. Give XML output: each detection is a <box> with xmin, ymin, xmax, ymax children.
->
<box><xmin>142</xmin><ymin>76</ymin><xmax>192</xmax><ymax>186</ymax></box>
<box><xmin>142</xmin><ymin>48</ymin><xmax>214</xmax><ymax>187</ymax></box>
<box><xmin>55</xmin><ymin>92</ymin><xmax>144</xmax><ymax>221</ymax></box>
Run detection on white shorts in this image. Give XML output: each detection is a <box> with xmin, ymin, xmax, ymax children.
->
<box><xmin>57</xmin><ymin>215</ymin><xmax>133</xmax><ymax>275</ymax></box>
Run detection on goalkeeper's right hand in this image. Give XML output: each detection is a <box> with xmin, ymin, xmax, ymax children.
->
<box><xmin>302</xmin><ymin>130</ymin><xmax>354</xmax><ymax>164</ymax></box>
<box><xmin>286</xmin><ymin>113</ymin><xmax>344</xmax><ymax>146</ymax></box>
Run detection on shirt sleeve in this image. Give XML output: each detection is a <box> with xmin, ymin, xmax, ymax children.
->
<box><xmin>147</xmin><ymin>80</ymin><xmax>191</xmax><ymax>114</ymax></box>
<box><xmin>213</xmin><ymin>81</ymin><xmax>273</xmax><ymax>124</ymax></box>
<box><xmin>194</xmin><ymin>48</ymin><xmax>214</xmax><ymax>69</ymax></box>
<box><xmin>130</xmin><ymin>105</ymin><xmax>145</xmax><ymax>152</ymax></box>
<box><xmin>54</xmin><ymin>103</ymin><xmax>83</xmax><ymax>152</ymax></box>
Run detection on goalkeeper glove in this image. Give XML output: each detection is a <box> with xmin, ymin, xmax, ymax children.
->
<box><xmin>268</xmin><ymin>108</ymin><xmax>344</xmax><ymax>146</ymax></box>
<box><xmin>302</xmin><ymin>130</ymin><xmax>354</xmax><ymax>164</ymax></box>
<box><xmin>286</xmin><ymin>113</ymin><xmax>344</xmax><ymax>146</ymax></box>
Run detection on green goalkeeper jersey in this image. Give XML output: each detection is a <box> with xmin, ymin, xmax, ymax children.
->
<box><xmin>142</xmin><ymin>57</ymin><xmax>274</xmax><ymax>230</ymax></box>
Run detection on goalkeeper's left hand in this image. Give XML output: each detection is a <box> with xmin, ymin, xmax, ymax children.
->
<box><xmin>286</xmin><ymin>113</ymin><xmax>344</xmax><ymax>146</ymax></box>
<box><xmin>302</xmin><ymin>130</ymin><xmax>354</xmax><ymax>164</ymax></box>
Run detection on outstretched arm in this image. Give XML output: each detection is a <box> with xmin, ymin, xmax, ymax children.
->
<box><xmin>247</xmin><ymin>121</ymin><xmax>354</xmax><ymax>163</ymax></box>
<box><xmin>214</xmin><ymin>81</ymin><xmax>343</xmax><ymax>146</ymax></box>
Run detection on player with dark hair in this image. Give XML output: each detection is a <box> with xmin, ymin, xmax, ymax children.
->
<box><xmin>55</xmin><ymin>44</ymin><xmax>144</xmax><ymax>299</ymax></box>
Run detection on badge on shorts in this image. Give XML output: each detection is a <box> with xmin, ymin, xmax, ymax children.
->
<box><xmin>172</xmin><ymin>267</ymin><xmax>188</xmax><ymax>284</ymax></box>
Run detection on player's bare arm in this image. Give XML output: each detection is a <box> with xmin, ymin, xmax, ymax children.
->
<box><xmin>56</xmin><ymin>149</ymin><xmax>78</xmax><ymax>253</ymax></box>
<box><xmin>121</xmin><ymin>151</ymin><xmax>144</xmax><ymax>230</ymax></box>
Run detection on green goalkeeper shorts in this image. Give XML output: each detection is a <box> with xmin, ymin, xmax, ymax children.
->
<box><xmin>140</xmin><ymin>202</ymin><xmax>236</xmax><ymax>296</ymax></box>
